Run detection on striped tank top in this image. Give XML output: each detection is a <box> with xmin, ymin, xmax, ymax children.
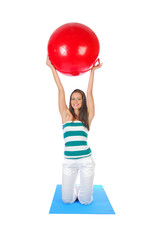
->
<box><xmin>62</xmin><ymin>120</ymin><xmax>92</xmax><ymax>160</ymax></box>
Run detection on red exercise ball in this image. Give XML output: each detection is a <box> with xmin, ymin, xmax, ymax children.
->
<box><xmin>47</xmin><ymin>22</ymin><xmax>100</xmax><ymax>76</ymax></box>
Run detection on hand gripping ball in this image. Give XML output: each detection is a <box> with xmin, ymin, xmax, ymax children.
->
<box><xmin>47</xmin><ymin>23</ymin><xmax>100</xmax><ymax>76</ymax></box>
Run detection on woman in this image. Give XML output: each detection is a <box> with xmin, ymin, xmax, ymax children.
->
<box><xmin>46</xmin><ymin>56</ymin><xmax>102</xmax><ymax>205</ymax></box>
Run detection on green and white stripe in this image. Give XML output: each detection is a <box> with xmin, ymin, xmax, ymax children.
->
<box><xmin>62</xmin><ymin>121</ymin><xmax>92</xmax><ymax>159</ymax></box>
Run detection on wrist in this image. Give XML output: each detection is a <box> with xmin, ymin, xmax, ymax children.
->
<box><xmin>51</xmin><ymin>65</ymin><xmax>56</xmax><ymax>72</ymax></box>
<box><xmin>90</xmin><ymin>68</ymin><xmax>95</xmax><ymax>73</ymax></box>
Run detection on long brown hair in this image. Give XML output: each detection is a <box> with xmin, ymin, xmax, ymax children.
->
<box><xmin>69</xmin><ymin>89</ymin><xmax>89</xmax><ymax>130</ymax></box>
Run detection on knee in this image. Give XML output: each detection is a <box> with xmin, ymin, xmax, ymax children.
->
<box><xmin>62</xmin><ymin>193</ymin><xmax>76</xmax><ymax>204</ymax></box>
<box><xmin>78</xmin><ymin>195</ymin><xmax>93</xmax><ymax>205</ymax></box>
<box><xmin>62</xmin><ymin>197</ymin><xmax>75</xmax><ymax>204</ymax></box>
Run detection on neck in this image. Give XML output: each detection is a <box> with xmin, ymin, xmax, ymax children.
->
<box><xmin>74</xmin><ymin>116</ymin><xmax>79</xmax><ymax>120</ymax></box>
<box><xmin>74</xmin><ymin>110</ymin><xmax>79</xmax><ymax>117</ymax></box>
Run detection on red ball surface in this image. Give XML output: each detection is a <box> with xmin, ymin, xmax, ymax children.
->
<box><xmin>47</xmin><ymin>23</ymin><xmax>100</xmax><ymax>76</ymax></box>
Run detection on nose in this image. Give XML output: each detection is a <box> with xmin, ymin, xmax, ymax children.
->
<box><xmin>73</xmin><ymin>99</ymin><xmax>78</xmax><ymax>103</ymax></box>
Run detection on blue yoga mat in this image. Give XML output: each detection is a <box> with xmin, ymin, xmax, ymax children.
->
<box><xmin>49</xmin><ymin>185</ymin><xmax>115</xmax><ymax>214</ymax></box>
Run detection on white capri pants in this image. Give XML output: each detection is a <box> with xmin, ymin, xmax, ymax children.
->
<box><xmin>62</xmin><ymin>156</ymin><xmax>95</xmax><ymax>205</ymax></box>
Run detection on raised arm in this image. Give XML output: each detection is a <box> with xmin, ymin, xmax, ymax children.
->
<box><xmin>87</xmin><ymin>59</ymin><xmax>102</xmax><ymax>126</ymax></box>
<box><xmin>46</xmin><ymin>56</ymin><xmax>68</xmax><ymax>120</ymax></box>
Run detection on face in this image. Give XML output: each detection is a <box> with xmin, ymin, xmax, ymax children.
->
<box><xmin>71</xmin><ymin>92</ymin><xmax>83</xmax><ymax>110</ymax></box>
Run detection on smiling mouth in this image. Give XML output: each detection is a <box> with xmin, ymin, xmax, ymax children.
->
<box><xmin>73</xmin><ymin>104</ymin><xmax>79</xmax><ymax>107</ymax></box>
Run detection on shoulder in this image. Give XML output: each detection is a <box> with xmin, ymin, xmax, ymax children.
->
<box><xmin>62</xmin><ymin>108</ymin><xmax>73</xmax><ymax>124</ymax></box>
<box><xmin>88</xmin><ymin>115</ymin><xmax>94</xmax><ymax>128</ymax></box>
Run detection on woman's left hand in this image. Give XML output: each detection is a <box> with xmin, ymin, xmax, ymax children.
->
<box><xmin>91</xmin><ymin>59</ymin><xmax>103</xmax><ymax>71</ymax></box>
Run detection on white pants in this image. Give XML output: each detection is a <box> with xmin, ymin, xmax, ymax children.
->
<box><xmin>62</xmin><ymin>156</ymin><xmax>95</xmax><ymax>205</ymax></box>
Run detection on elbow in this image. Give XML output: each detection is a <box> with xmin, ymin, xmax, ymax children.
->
<box><xmin>58</xmin><ymin>87</ymin><xmax>65</xmax><ymax>94</ymax></box>
<box><xmin>86</xmin><ymin>90</ymin><xmax>93</xmax><ymax>96</ymax></box>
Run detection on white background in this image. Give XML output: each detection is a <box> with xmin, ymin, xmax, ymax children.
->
<box><xmin>0</xmin><ymin>0</ymin><xmax>161</xmax><ymax>239</ymax></box>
